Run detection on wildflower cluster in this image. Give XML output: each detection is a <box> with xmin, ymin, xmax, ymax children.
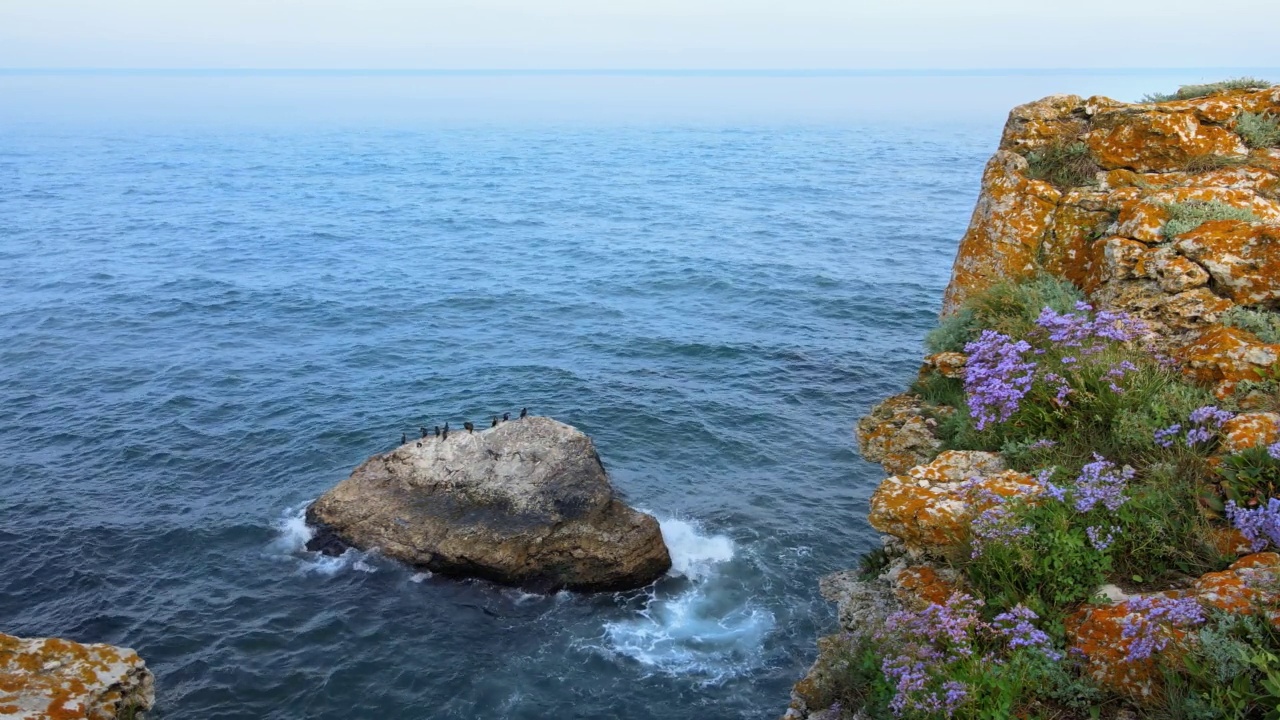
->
<box><xmin>961</xmin><ymin>477</ymin><xmax>1033</xmax><ymax>558</ymax></box>
<box><xmin>960</xmin><ymin>303</ymin><xmax>1149</xmax><ymax>432</ymax></box>
<box><xmin>1155</xmin><ymin>406</ymin><xmax>1235</xmax><ymax>448</ymax></box>
<box><xmin>1226</xmin><ymin>498</ymin><xmax>1280</xmax><ymax>552</ymax></box>
<box><xmin>1032</xmin><ymin>457</ymin><xmax>1132</xmax><ymax>552</ymax></box>
<box><xmin>1118</xmin><ymin>595</ymin><xmax>1206</xmax><ymax>662</ymax></box>
<box><xmin>963</xmin><ymin>330</ymin><xmax>1035</xmax><ymax>430</ymax></box>
<box><xmin>875</xmin><ymin>593</ymin><xmax>1057</xmax><ymax>717</ymax></box>
<box><xmin>1270</xmin><ymin>441</ymin><xmax>1280</xmax><ymax>461</ymax></box>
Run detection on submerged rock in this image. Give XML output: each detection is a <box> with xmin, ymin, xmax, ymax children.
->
<box><xmin>306</xmin><ymin>416</ymin><xmax>671</xmax><ymax>592</ymax></box>
<box><xmin>0</xmin><ymin>633</ymin><xmax>154</xmax><ymax>719</ymax></box>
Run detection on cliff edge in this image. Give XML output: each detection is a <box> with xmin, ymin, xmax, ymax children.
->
<box><xmin>787</xmin><ymin>80</ymin><xmax>1280</xmax><ymax>719</ymax></box>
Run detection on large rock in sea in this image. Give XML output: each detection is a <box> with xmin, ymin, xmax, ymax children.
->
<box><xmin>306</xmin><ymin>416</ymin><xmax>672</xmax><ymax>592</ymax></box>
<box><xmin>0</xmin><ymin>633</ymin><xmax>155</xmax><ymax>719</ymax></box>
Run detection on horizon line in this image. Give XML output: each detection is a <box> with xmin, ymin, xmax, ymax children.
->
<box><xmin>2</xmin><ymin>66</ymin><xmax>1277</xmax><ymax>78</ymax></box>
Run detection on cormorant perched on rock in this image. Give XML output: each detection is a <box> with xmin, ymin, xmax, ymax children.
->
<box><xmin>434</xmin><ymin>426</ymin><xmax>441</xmax><ymax>437</ymax></box>
<box><xmin>491</xmin><ymin>416</ymin><xmax>498</xmax><ymax>428</ymax></box>
<box><xmin>401</xmin><ymin>433</ymin><xmax>407</xmax><ymax>445</ymax></box>
<box><xmin>503</xmin><ymin>412</ymin><xmax>510</xmax><ymax>422</ymax></box>
<box><xmin>520</xmin><ymin>407</ymin><xmax>528</xmax><ymax>419</ymax></box>
<box><xmin>421</xmin><ymin>427</ymin><xmax>428</xmax><ymax>439</ymax></box>
<box><xmin>464</xmin><ymin>421</ymin><xmax>474</xmax><ymax>433</ymax></box>
<box><xmin>443</xmin><ymin>422</ymin><xmax>449</xmax><ymax>440</ymax></box>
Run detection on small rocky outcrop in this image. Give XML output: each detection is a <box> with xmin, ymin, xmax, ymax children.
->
<box><xmin>306</xmin><ymin>416</ymin><xmax>672</xmax><ymax>592</ymax></box>
<box><xmin>0</xmin><ymin>633</ymin><xmax>154</xmax><ymax>719</ymax></box>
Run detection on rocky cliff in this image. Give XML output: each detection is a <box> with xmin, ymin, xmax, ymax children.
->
<box><xmin>0</xmin><ymin>633</ymin><xmax>154</xmax><ymax>719</ymax></box>
<box><xmin>787</xmin><ymin>81</ymin><xmax>1280</xmax><ymax>719</ymax></box>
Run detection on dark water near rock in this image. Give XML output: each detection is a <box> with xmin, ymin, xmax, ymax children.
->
<box><xmin>0</xmin><ymin>73</ymin><xmax>1066</xmax><ymax>718</ymax></box>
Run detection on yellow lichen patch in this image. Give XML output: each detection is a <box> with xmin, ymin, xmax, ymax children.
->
<box><xmin>855</xmin><ymin>394</ymin><xmax>945</xmax><ymax>475</ymax></box>
<box><xmin>1175</xmin><ymin>221</ymin><xmax>1280</xmax><ymax>306</ymax></box>
<box><xmin>868</xmin><ymin>451</ymin><xmax>1039</xmax><ymax>557</ymax></box>
<box><xmin>924</xmin><ymin>352</ymin><xmax>966</xmax><ymax>379</ymax></box>
<box><xmin>1083</xmin><ymin>237</ymin><xmax>1148</xmax><ymax>292</ymax></box>
<box><xmin>893</xmin><ymin>565</ymin><xmax>956</xmax><ymax>609</ymax></box>
<box><xmin>1113</xmin><ymin>186</ymin><xmax>1279</xmax><ymax>243</ymax></box>
<box><xmin>1220</xmin><ymin>412</ymin><xmax>1280</xmax><ymax>454</ymax></box>
<box><xmin>1210</xmin><ymin>527</ymin><xmax>1257</xmax><ymax>558</ymax></box>
<box><xmin>942</xmin><ymin>151</ymin><xmax>1061</xmax><ymax>312</ymax></box>
<box><xmin>1158</xmin><ymin>87</ymin><xmax>1280</xmax><ymax>124</ymax></box>
<box><xmin>1195</xmin><ymin>552</ymin><xmax>1280</xmax><ymax>614</ymax></box>
<box><xmin>1043</xmin><ymin>203</ymin><xmax>1112</xmax><ymax>288</ymax></box>
<box><xmin>0</xmin><ymin>633</ymin><xmax>153</xmax><ymax>720</ymax></box>
<box><xmin>1085</xmin><ymin>110</ymin><xmax>1247</xmax><ymax>173</ymax></box>
<box><xmin>1180</xmin><ymin>325</ymin><xmax>1280</xmax><ymax>396</ymax></box>
<box><xmin>998</xmin><ymin>94</ymin><xmax>1086</xmax><ymax>152</ymax></box>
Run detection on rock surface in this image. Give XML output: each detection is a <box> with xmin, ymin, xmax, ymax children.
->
<box><xmin>0</xmin><ymin>634</ymin><xmax>154</xmax><ymax>719</ymax></box>
<box><xmin>306</xmin><ymin>416</ymin><xmax>672</xmax><ymax>592</ymax></box>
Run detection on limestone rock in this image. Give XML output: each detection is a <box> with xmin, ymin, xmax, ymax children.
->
<box><xmin>1067</xmin><ymin>554</ymin><xmax>1280</xmax><ymax>698</ymax></box>
<box><xmin>942</xmin><ymin>150</ymin><xmax>1060</xmax><ymax>311</ymax></box>
<box><xmin>1085</xmin><ymin>109</ymin><xmax>1247</xmax><ymax>173</ymax></box>
<box><xmin>1220</xmin><ymin>412</ymin><xmax>1280</xmax><ymax>454</ymax></box>
<box><xmin>867</xmin><ymin>451</ymin><xmax>1040</xmax><ymax>557</ymax></box>
<box><xmin>306</xmin><ymin>416</ymin><xmax>671</xmax><ymax>592</ymax></box>
<box><xmin>0</xmin><ymin>634</ymin><xmax>154</xmax><ymax>719</ymax></box>
<box><xmin>1175</xmin><ymin>221</ymin><xmax>1280</xmax><ymax>306</ymax></box>
<box><xmin>854</xmin><ymin>394</ymin><xmax>944</xmax><ymax>475</ymax></box>
<box><xmin>1180</xmin><ymin>325</ymin><xmax>1280</xmax><ymax>396</ymax></box>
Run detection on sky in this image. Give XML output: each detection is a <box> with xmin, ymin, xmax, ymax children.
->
<box><xmin>2</xmin><ymin>0</ymin><xmax>1279</xmax><ymax>70</ymax></box>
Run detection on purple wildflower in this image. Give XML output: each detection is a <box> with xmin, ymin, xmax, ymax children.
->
<box><xmin>1035</xmin><ymin>467</ymin><xmax>1067</xmax><ymax>502</ymax></box>
<box><xmin>1226</xmin><ymin>498</ymin><xmax>1280</xmax><ymax>552</ymax></box>
<box><xmin>963</xmin><ymin>330</ymin><xmax>1036</xmax><ymax>430</ymax></box>
<box><xmin>1086</xmin><ymin>525</ymin><xmax>1119</xmax><ymax>551</ymax></box>
<box><xmin>1029</xmin><ymin>438</ymin><xmax>1058</xmax><ymax>450</ymax></box>
<box><xmin>962</xmin><ymin>478</ymin><xmax>1033</xmax><ymax>558</ymax></box>
<box><xmin>1268</xmin><ymin>441</ymin><xmax>1280</xmax><ymax>461</ymax></box>
<box><xmin>992</xmin><ymin>605</ymin><xmax>1062</xmax><ymax>660</ymax></box>
<box><xmin>1189</xmin><ymin>406</ymin><xmax>1234</xmax><ymax>428</ymax></box>
<box><xmin>1119</xmin><ymin>595</ymin><xmax>1205</xmax><ymax>662</ymax></box>
<box><xmin>1036</xmin><ymin>305</ymin><xmax>1146</xmax><ymax>348</ymax></box>
<box><xmin>1154</xmin><ymin>424</ymin><xmax>1182</xmax><ymax>448</ymax></box>
<box><xmin>1060</xmin><ymin>356</ymin><xmax>1077</xmax><ymax>365</ymax></box>
<box><xmin>1073</xmin><ymin>455</ymin><xmax>1134</xmax><ymax>513</ymax></box>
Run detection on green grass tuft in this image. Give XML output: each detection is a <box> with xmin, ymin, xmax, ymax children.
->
<box><xmin>1162</xmin><ymin>201</ymin><xmax>1261</xmax><ymax>238</ymax></box>
<box><xmin>1141</xmin><ymin>77</ymin><xmax>1273</xmax><ymax>103</ymax></box>
<box><xmin>1025</xmin><ymin>140</ymin><xmax>1100</xmax><ymax>188</ymax></box>
<box><xmin>1222</xmin><ymin>306</ymin><xmax>1280</xmax><ymax>344</ymax></box>
<box><xmin>1236</xmin><ymin>111</ymin><xmax>1280</xmax><ymax>149</ymax></box>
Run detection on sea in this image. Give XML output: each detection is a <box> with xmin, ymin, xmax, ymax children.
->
<box><xmin>1</xmin><ymin>68</ymin><xmax>1272</xmax><ymax>719</ymax></box>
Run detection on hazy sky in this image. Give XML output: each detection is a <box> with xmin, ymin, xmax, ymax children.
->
<box><xmin>2</xmin><ymin>0</ymin><xmax>1278</xmax><ymax>69</ymax></box>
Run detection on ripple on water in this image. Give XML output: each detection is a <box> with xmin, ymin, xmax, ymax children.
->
<box><xmin>0</xmin><ymin>119</ymin><xmax>990</xmax><ymax>719</ymax></box>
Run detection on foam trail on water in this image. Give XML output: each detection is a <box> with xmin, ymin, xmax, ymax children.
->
<box><xmin>594</xmin><ymin>516</ymin><xmax>774</xmax><ymax>682</ymax></box>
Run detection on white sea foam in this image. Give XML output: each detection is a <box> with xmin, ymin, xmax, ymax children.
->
<box><xmin>270</xmin><ymin>502</ymin><xmax>365</xmax><ymax>576</ymax></box>
<box><xmin>658</xmin><ymin>517</ymin><xmax>735</xmax><ymax>581</ymax></box>
<box><xmin>594</xmin><ymin>515</ymin><xmax>773</xmax><ymax>681</ymax></box>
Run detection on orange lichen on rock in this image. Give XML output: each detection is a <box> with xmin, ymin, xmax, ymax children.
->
<box><xmin>941</xmin><ymin>151</ymin><xmax>1061</xmax><ymax>312</ymax></box>
<box><xmin>1066</xmin><ymin>592</ymin><xmax>1192</xmax><ymax>699</ymax></box>
<box><xmin>1085</xmin><ymin>110</ymin><xmax>1247</xmax><ymax>173</ymax></box>
<box><xmin>855</xmin><ymin>394</ymin><xmax>946</xmax><ymax>475</ymax></box>
<box><xmin>924</xmin><ymin>352</ymin><xmax>966</xmax><ymax>379</ymax></box>
<box><xmin>868</xmin><ymin>451</ymin><xmax>1040</xmax><ymax>557</ymax></box>
<box><xmin>1180</xmin><ymin>325</ymin><xmax>1280</xmax><ymax>396</ymax></box>
<box><xmin>892</xmin><ymin>564</ymin><xmax>957</xmax><ymax>609</ymax></box>
<box><xmin>1175</xmin><ymin>221</ymin><xmax>1280</xmax><ymax>306</ymax></box>
<box><xmin>0</xmin><ymin>633</ymin><xmax>154</xmax><ymax>720</ymax></box>
<box><xmin>1194</xmin><ymin>552</ymin><xmax>1280</xmax><ymax>615</ymax></box>
<box><xmin>1220</xmin><ymin>412</ymin><xmax>1280</xmax><ymax>454</ymax></box>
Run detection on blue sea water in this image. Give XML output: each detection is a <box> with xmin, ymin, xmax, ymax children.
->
<box><xmin>0</xmin><ymin>70</ymin><xmax>1269</xmax><ymax>718</ymax></box>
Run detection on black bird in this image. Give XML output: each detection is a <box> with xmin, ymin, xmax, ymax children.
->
<box><xmin>421</xmin><ymin>427</ymin><xmax>428</xmax><ymax>439</ymax></box>
<box><xmin>464</xmin><ymin>421</ymin><xmax>474</xmax><ymax>433</ymax></box>
<box><xmin>401</xmin><ymin>433</ymin><xmax>407</xmax><ymax>445</ymax></box>
<box><xmin>443</xmin><ymin>422</ymin><xmax>449</xmax><ymax>440</ymax></box>
<box><xmin>491</xmin><ymin>416</ymin><xmax>498</xmax><ymax>428</ymax></box>
<box><xmin>434</xmin><ymin>426</ymin><xmax>441</xmax><ymax>437</ymax></box>
<box><xmin>520</xmin><ymin>407</ymin><xmax>528</xmax><ymax>419</ymax></box>
<box><xmin>503</xmin><ymin>412</ymin><xmax>510</xmax><ymax>422</ymax></box>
